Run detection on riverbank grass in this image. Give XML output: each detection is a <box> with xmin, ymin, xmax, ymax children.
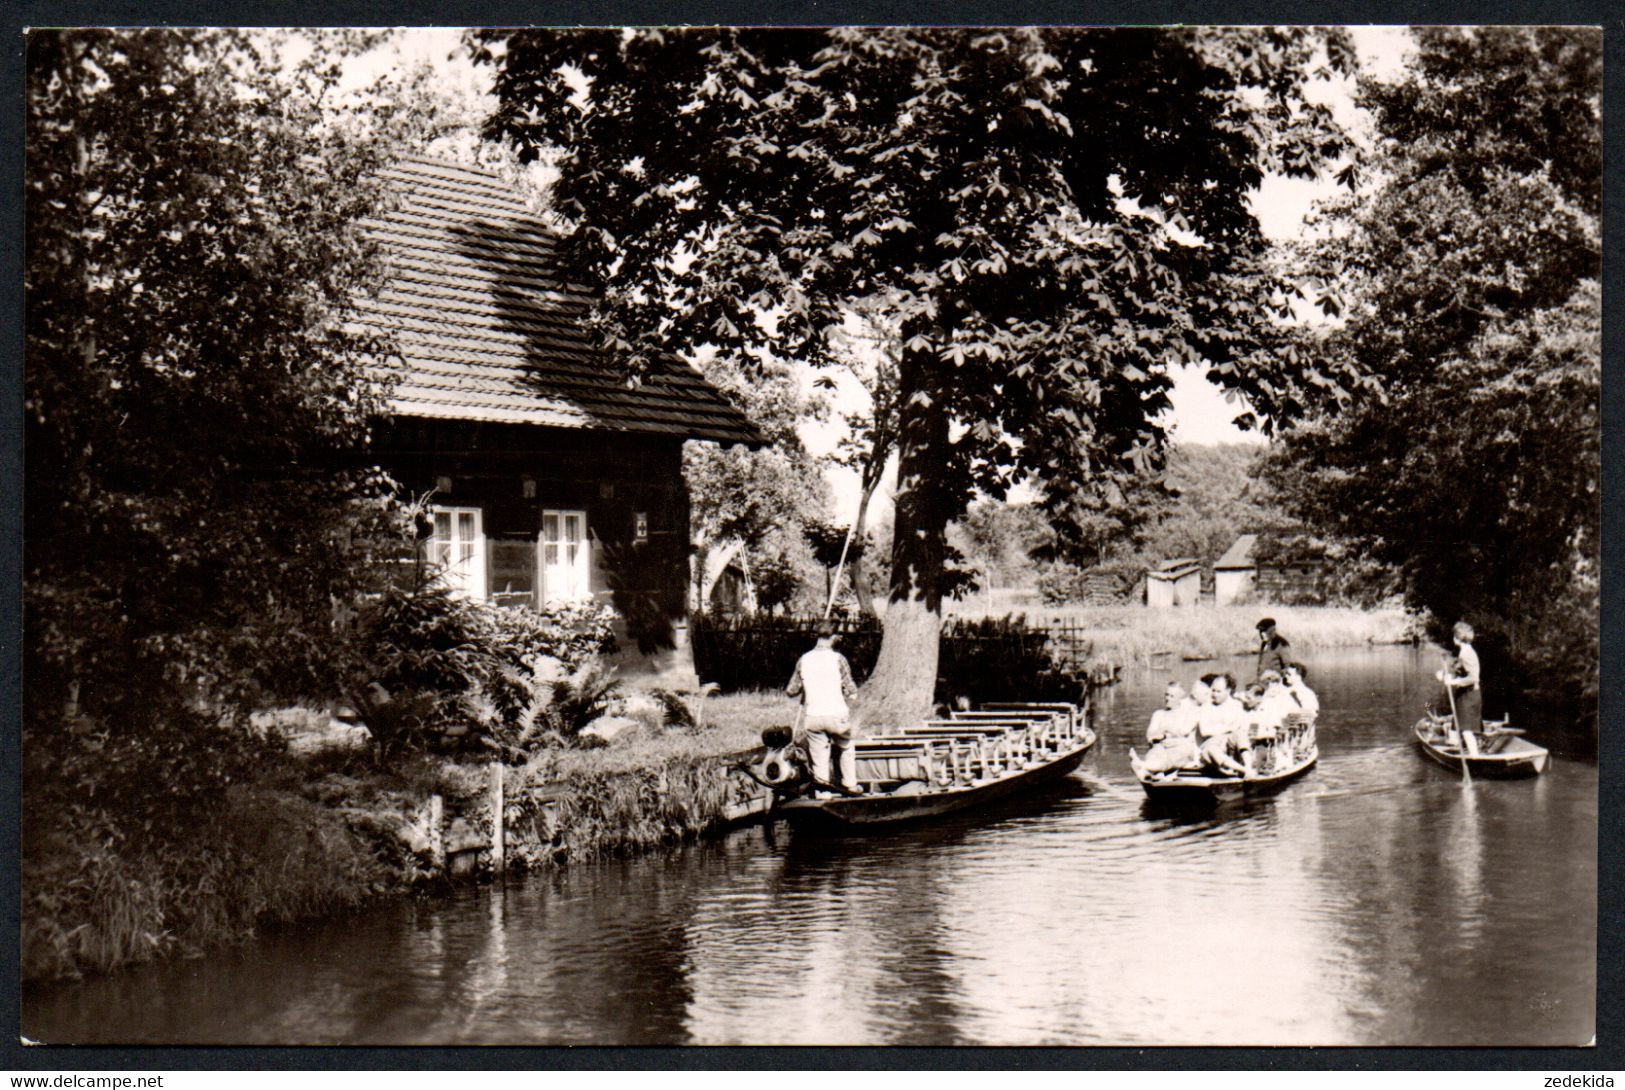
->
<box><xmin>949</xmin><ymin>601</ymin><xmax>1414</xmax><ymax>665</ymax></box>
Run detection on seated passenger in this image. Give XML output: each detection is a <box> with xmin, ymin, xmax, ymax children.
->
<box><xmin>1183</xmin><ymin>679</ymin><xmax>1211</xmax><ymax>726</ymax></box>
<box><xmin>1283</xmin><ymin>662</ymin><xmax>1318</xmax><ymax>716</ymax></box>
<box><xmin>1198</xmin><ymin>673</ymin><xmax>1251</xmax><ymax>778</ymax></box>
<box><xmin>1255</xmin><ymin>670</ymin><xmax>1299</xmax><ymax>771</ymax></box>
<box><xmin>1142</xmin><ymin>682</ymin><xmax>1201</xmax><ymax>776</ymax></box>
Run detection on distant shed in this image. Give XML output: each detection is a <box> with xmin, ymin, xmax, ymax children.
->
<box><xmin>1255</xmin><ymin>533</ymin><xmax>1330</xmax><ymax>604</ymax></box>
<box><xmin>1213</xmin><ymin>534</ymin><xmax>1259</xmax><ymax>606</ymax></box>
<box><xmin>1146</xmin><ymin>557</ymin><xmax>1202</xmax><ymax>608</ymax></box>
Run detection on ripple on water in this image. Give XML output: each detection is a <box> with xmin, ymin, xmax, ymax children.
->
<box><xmin>21</xmin><ymin>648</ymin><xmax>1597</xmax><ymax>1047</ymax></box>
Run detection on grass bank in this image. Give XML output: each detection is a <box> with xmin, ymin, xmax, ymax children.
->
<box><xmin>22</xmin><ymin>692</ymin><xmax>790</xmax><ymax>985</ymax></box>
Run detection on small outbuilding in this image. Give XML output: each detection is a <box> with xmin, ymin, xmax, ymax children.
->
<box><xmin>1213</xmin><ymin>533</ymin><xmax>1259</xmax><ymax>606</ymax></box>
<box><xmin>1146</xmin><ymin>557</ymin><xmax>1202</xmax><ymax>608</ymax></box>
<box><xmin>1255</xmin><ymin>533</ymin><xmax>1330</xmax><ymax>604</ymax></box>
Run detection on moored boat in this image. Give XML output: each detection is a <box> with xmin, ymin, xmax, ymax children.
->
<box><xmin>1412</xmin><ymin>716</ymin><xmax>1549</xmax><ymax>778</ymax></box>
<box><xmin>772</xmin><ymin>701</ymin><xmax>1095</xmax><ymax>832</ymax></box>
<box><xmin>1129</xmin><ymin>713</ymin><xmax>1318</xmax><ymax>804</ymax></box>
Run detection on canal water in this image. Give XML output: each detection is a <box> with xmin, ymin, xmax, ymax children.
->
<box><xmin>24</xmin><ymin>646</ymin><xmax>1596</xmax><ymax>1047</ymax></box>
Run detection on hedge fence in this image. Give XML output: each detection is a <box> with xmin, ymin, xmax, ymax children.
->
<box><xmin>690</xmin><ymin>613</ymin><xmax>1086</xmax><ymax>706</ymax></box>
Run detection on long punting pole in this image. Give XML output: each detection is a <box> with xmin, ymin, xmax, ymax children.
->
<box><xmin>1445</xmin><ymin>676</ymin><xmax>1471</xmax><ymax>784</ymax></box>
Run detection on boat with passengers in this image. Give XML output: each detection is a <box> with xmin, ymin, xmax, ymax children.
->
<box><xmin>1130</xmin><ymin>710</ymin><xmax>1318</xmax><ymax>804</ymax></box>
<box><xmin>749</xmin><ymin>700</ymin><xmax>1094</xmax><ymax>832</ymax></box>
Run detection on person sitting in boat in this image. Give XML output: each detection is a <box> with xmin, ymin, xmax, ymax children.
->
<box><xmin>786</xmin><ymin>620</ymin><xmax>861</xmax><ymax>796</ymax></box>
<box><xmin>1282</xmin><ymin>662</ymin><xmax>1318</xmax><ymax>716</ymax></box>
<box><xmin>1237</xmin><ymin>682</ymin><xmax>1272</xmax><ymax>772</ymax></box>
<box><xmin>1141</xmin><ymin>682</ymin><xmax>1202</xmax><ymax>777</ymax></box>
<box><xmin>1198</xmin><ymin>673</ymin><xmax>1251</xmax><ymax>778</ymax></box>
<box><xmin>1255</xmin><ymin>618</ymin><xmax>1291</xmax><ymax>679</ymax></box>
<box><xmin>1253</xmin><ymin>670</ymin><xmax>1302</xmax><ymax>772</ymax></box>
<box><xmin>1183</xmin><ymin>678</ymin><xmax>1211</xmax><ymax>722</ymax></box>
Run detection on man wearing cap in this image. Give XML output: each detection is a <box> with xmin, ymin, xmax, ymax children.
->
<box><xmin>1256</xmin><ymin>617</ymin><xmax>1290</xmax><ymax>679</ymax></box>
<box><xmin>786</xmin><ymin>621</ymin><xmax>860</xmax><ymax>795</ymax></box>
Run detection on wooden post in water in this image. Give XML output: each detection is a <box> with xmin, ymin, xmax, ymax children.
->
<box><xmin>488</xmin><ymin>761</ymin><xmax>505</xmax><ymax>876</ymax></box>
<box><xmin>428</xmin><ymin>794</ymin><xmax>445</xmax><ymax>874</ymax></box>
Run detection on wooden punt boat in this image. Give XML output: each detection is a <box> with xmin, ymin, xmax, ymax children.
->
<box><xmin>775</xmin><ymin>701</ymin><xmax>1095</xmax><ymax>832</ymax></box>
<box><xmin>1412</xmin><ymin>717</ymin><xmax>1549</xmax><ymax>778</ymax></box>
<box><xmin>1129</xmin><ymin>713</ymin><xmax>1318</xmax><ymax>805</ymax></box>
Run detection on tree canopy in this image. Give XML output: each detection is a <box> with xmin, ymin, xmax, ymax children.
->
<box><xmin>25</xmin><ymin>30</ymin><xmax>417</xmax><ymax>810</ymax></box>
<box><xmin>1265</xmin><ymin>27</ymin><xmax>1601</xmax><ymax>720</ymax></box>
<box><xmin>474</xmin><ymin>27</ymin><xmax>1360</xmax><ymax>719</ymax></box>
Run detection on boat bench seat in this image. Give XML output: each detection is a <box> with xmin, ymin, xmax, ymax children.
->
<box><xmin>977</xmin><ymin>703</ymin><xmax>1085</xmax><ymax>740</ymax></box>
<box><xmin>945</xmin><ymin>713</ymin><xmax>1071</xmax><ymax>751</ymax></box>
<box><xmin>852</xmin><ymin>739</ymin><xmax>955</xmax><ymax>786</ymax></box>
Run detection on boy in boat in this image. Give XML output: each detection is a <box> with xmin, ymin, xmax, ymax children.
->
<box><xmin>1198</xmin><ymin>673</ymin><xmax>1251</xmax><ymax>778</ymax></box>
<box><xmin>786</xmin><ymin>620</ymin><xmax>860</xmax><ymax>796</ymax></box>
<box><xmin>1142</xmin><ymin>682</ymin><xmax>1202</xmax><ymax>778</ymax></box>
<box><xmin>1256</xmin><ymin>618</ymin><xmax>1291</xmax><ymax>679</ymax></box>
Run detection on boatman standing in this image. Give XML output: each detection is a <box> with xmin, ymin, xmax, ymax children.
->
<box><xmin>1255</xmin><ymin>617</ymin><xmax>1291</xmax><ymax>679</ymax></box>
<box><xmin>1442</xmin><ymin>620</ymin><xmax>1483</xmax><ymax>742</ymax></box>
<box><xmin>786</xmin><ymin>621</ymin><xmax>861</xmax><ymax>796</ymax></box>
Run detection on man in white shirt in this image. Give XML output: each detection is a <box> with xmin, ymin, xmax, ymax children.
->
<box><xmin>1143</xmin><ymin>682</ymin><xmax>1201</xmax><ymax>775</ymax></box>
<box><xmin>786</xmin><ymin>621</ymin><xmax>860</xmax><ymax>794</ymax></box>
<box><xmin>1198</xmin><ymin>673</ymin><xmax>1251</xmax><ymax>778</ymax></box>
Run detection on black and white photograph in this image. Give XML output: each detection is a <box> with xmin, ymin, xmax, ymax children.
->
<box><xmin>18</xmin><ymin>22</ymin><xmax>1602</xmax><ymax>1050</ymax></box>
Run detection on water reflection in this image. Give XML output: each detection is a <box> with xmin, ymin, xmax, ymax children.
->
<box><xmin>24</xmin><ymin>647</ymin><xmax>1596</xmax><ymax>1046</ymax></box>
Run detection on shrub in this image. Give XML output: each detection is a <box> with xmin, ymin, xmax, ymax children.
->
<box><xmin>344</xmin><ymin>585</ymin><xmax>617</xmax><ymax>757</ymax></box>
<box><xmin>938</xmin><ymin>615</ymin><xmax>1084</xmax><ymax>705</ymax></box>
<box><xmin>1036</xmin><ymin>560</ymin><xmax>1141</xmax><ymax>605</ymax></box>
<box><xmin>691</xmin><ymin>613</ymin><xmax>883</xmax><ymax>694</ymax></box>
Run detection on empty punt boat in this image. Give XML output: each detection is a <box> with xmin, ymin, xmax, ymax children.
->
<box><xmin>774</xmin><ymin>701</ymin><xmax>1095</xmax><ymax>832</ymax></box>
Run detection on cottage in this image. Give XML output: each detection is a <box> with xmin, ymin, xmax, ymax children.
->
<box><xmin>1213</xmin><ymin>533</ymin><xmax>1259</xmax><ymax>606</ymax></box>
<box><xmin>1146</xmin><ymin>557</ymin><xmax>1202</xmax><ymax>608</ymax></box>
<box><xmin>356</xmin><ymin>156</ymin><xmax>763</xmax><ymax>686</ymax></box>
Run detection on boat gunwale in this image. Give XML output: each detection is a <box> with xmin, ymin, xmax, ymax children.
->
<box><xmin>1410</xmin><ymin>718</ymin><xmax>1550</xmax><ymax>775</ymax></box>
<box><xmin>1130</xmin><ymin>745</ymin><xmax>1319</xmax><ymax>795</ymax></box>
<box><xmin>776</xmin><ymin>731</ymin><xmax>1096</xmax><ymax>819</ymax></box>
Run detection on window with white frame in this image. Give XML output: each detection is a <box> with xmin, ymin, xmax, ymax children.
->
<box><xmin>427</xmin><ymin>506</ymin><xmax>486</xmax><ymax>599</ymax></box>
<box><xmin>541</xmin><ymin>509</ymin><xmax>590</xmax><ymax>603</ymax></box>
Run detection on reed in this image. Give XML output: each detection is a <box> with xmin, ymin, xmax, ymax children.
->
<box><xmin>1010</xmin><ymin>603</ymin><xmax>1415</xmax><ymax>664</ymax></box>
<box><xmin>22</xmin><ymin>785</ymin><xmax>393</xmax><ymax>983</ymax></box>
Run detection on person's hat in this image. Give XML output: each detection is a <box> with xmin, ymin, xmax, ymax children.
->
<box><xmin>1256</xmin><ymin>617</ymin><xmax>1277</xmax><ymax>633</ymax></box>
<box><xmin>1260</xmin><ymin>669</ymin><xmax>1283</xmax><ymax>685</ymax></box>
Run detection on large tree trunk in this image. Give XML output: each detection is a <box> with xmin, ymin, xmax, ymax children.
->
<box><xmin>855</xmin><ymin>327</ymin><xmax>953</xmax><ymax>729</ymax></box>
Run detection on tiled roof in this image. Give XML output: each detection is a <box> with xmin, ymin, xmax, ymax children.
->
<box><xmin>354</xmin><ymin>156</ymin><xmax>763</xmax><ymax>446</ymax></box>
<box><xmin>1214</xmin><ymin>533</ymin><xmax>1259</xmax><ymax>570</ymax></box>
